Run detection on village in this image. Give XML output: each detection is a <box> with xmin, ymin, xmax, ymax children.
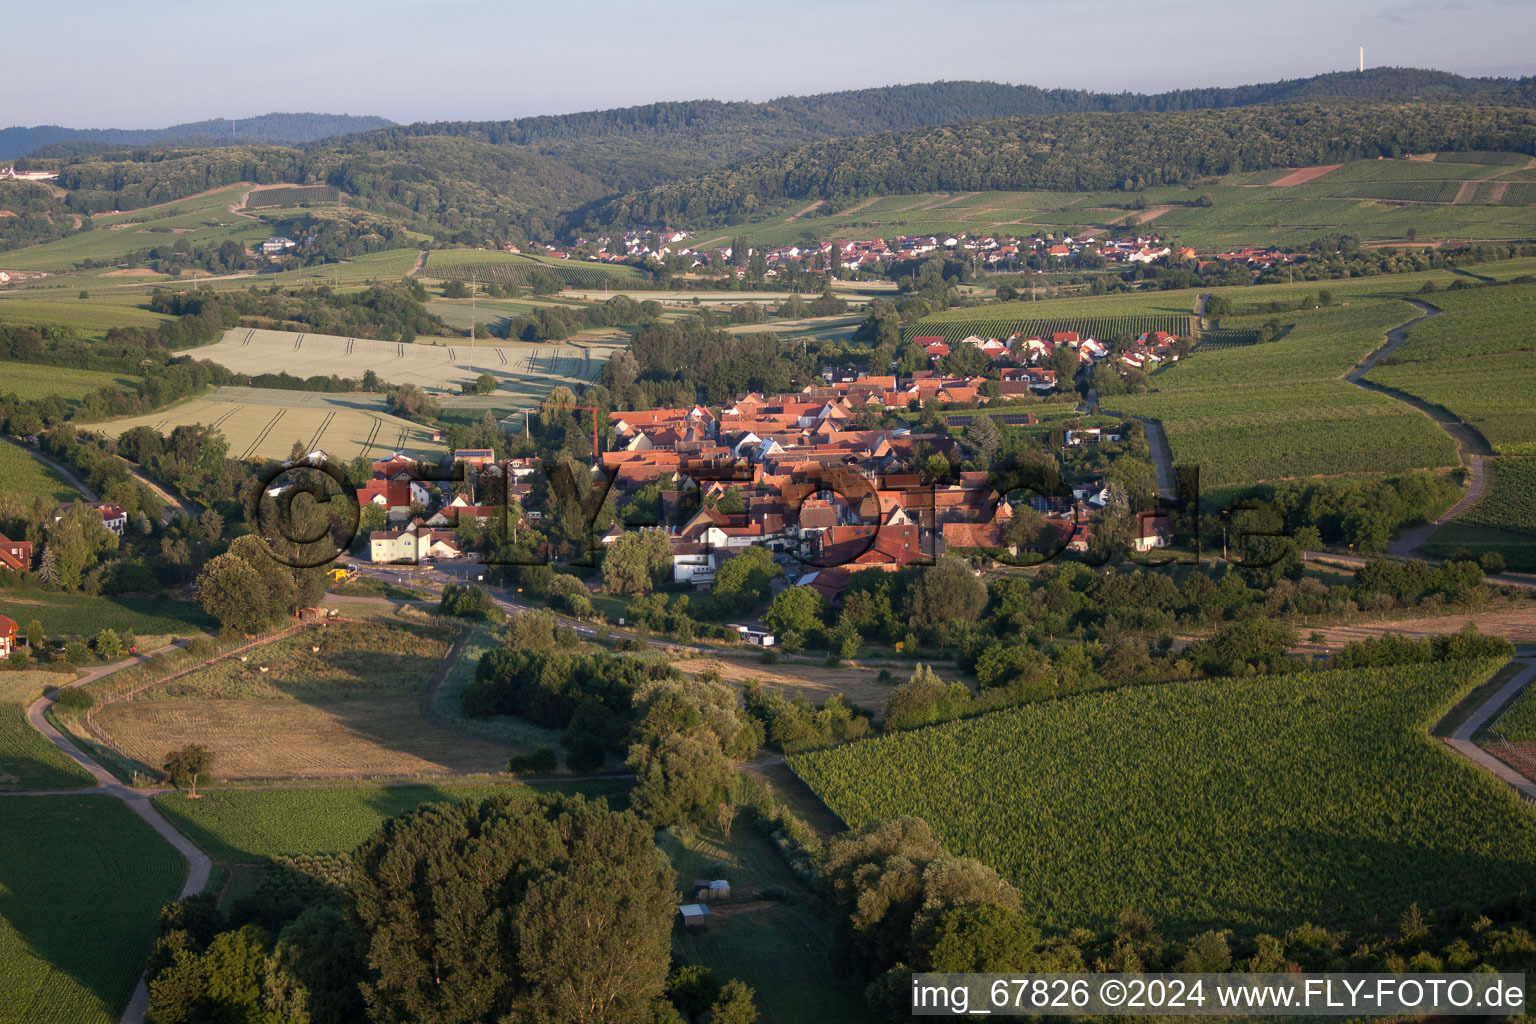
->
<box><xmin>516</xmin><ymin>226</ymin><xmax>1302</xmax><ymax>278</ymax></box>
<box><xmin>360</xmin><ymin>326</ymin><xmax>1183</xmax><ymax>606</ymax></box>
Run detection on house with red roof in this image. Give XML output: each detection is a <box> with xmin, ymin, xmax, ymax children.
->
<box><xmin>0</xmin><ymin>532</ymin><xmax>33</xmax><ymax>572</ymax></box>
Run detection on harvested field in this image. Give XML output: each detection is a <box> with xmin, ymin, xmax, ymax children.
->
<box><xmin>673</xmin><ymin>656</ymin><xmax>895</xmax><ymax>716</ymax></box>
<box><xmin>1289</xmin><ymin>606</ymin><xmax>1536</xmax><ymax>654</ymax></box>
<box><xmin>1259</xmin><ymin>164</ymin><xmax>1344</xmax><ymax>187</ymax></box>
<box><xmin>182</xmin><ymin>327</ymin><xmax>613</xmax><ymax>398</ymax></box>
<box><xmin>92</xmin><ymin>618</ymin><xmax>516</xmax><ymax>780</ymax></box>
<box><xmin>93</xmin><ymin>386</ymin><xmax>447</xmax><ymax>462</ymax></box>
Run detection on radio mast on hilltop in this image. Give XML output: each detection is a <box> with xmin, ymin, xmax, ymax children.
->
<box><xmin>1359</xmin><ymin>46</ymin><xmax>1365</xmax><ymax>73</ymax></box>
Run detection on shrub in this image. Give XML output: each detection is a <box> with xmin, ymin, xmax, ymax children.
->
<box><xmin>507</xmin><ymin>746</ymin><xmax>559</xmax><ymax>774</ymax></box>
<box><xmin>54</xmin><ymin>687</ymin><xmax>94</xmax><ymax>712</ymax></box>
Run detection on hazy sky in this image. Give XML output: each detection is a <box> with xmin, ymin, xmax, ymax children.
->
<box><xmin>10</xmin><ymin>0</ymin><xmax>1536</xmax><ymax>128</ymax></box>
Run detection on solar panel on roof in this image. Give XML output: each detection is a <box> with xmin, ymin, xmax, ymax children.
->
<box><xmin>946</xmin><ymin>416</ymin><xmax>973</xmax><ymax>426</ymax></box>
<box><xmin>1000</xmin><ymin>414</ymin><xmax>1035</xmax><ymax>426</ymax></box>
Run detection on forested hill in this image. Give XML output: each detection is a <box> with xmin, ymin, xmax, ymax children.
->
<box><xmin>0</xmin><ymin>112</ymin><xmax>395</xmax><ymax>160</ymax></box>
<box><xmin>577</xmin><ymin>102</ymin><xmax>1536</xmax><ymax>230</ymax></box>
<box><xmin>329</xmin><ymin>69</ymin><xmax>1536</xmax><ymax>193</ymax></box>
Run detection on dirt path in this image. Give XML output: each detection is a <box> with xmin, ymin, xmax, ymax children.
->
<box><xmin>1</xmin><ymin>435</ymin><xmax>96</xmax><ymax>500</ymax></box>
<box><xmin>787</xmin><ymin>200</ymin><xmax>824</xmax><ymax>221</ymax></box>
<box><xmin>1444</xmin><ymin>655</ymin><xmax>1536</xmax><ymax>801</ymax></box>
<box><xmin>409</xmin><ymin>249</ymin><xmax>429</xmax><ymax>276</ymax></box>
<box><xmin>838</xmin><ymin>196</ymin><xmax>883</xmax><ymax>216</ymax></box>
<box><xmin>1346</xmin><ymin>299</ymin><xmax>1493</xmax><ymax>557</ymax></box>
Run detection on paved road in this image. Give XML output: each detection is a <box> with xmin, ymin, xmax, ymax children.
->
<box><xmin>1444</xmin><ymin>656</ymin><xmax>1536</xmax><ymax>802</ymax></box>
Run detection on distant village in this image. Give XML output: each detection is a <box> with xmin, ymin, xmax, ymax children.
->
<box><xmin>514</xmin><ymin>227</ymin><xmax>1302</xmax><ymax>278</ymax></box>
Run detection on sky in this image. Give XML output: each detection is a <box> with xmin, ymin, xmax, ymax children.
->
<box><xmin>9</xmin><ymin>0</ymin><xmax>1536</xmax><ymax>128</ymax></box>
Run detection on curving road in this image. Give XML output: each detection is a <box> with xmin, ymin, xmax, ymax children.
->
<box><xmin>1347</xmin><ymin>299</ymin><xmax>1492</xmax><ymax>558</ymax></box>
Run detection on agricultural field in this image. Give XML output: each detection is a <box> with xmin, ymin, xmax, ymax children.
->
<box><xmin>1421</xmin><ymin>523</ymin><xmax>1536</xmax><ymax>573</ymax></box>
<box><xmin>0</xmin><ymin>796</ymin><xmax>186</xmax><ymax>1024</ymax></box>
<box><xmin>94</xmin><ymin>617</ymin><xmax>521</xmax><ymax>780</ymax></box>
<box><xmin>659</xmin><ymin>823</ymin><xmax>875</xmax><ymax>1024</ymax></box>
<box><xmin>1390</xmin><ymin>281</ymin><xmax>1536</xmax><ymax>361</ymax></box>
<box><xmin>182</xmin><ymin>327</ymin><xmax>612</xmax><ymax>399</ymax></box>
<box><xmin>1457</xmin><ymin>458</ymin><xmax>1536</xmax><ymax>535</ymax></box>
<box><xmin>425</xmin><ymin>249</ymin><xmax>646</xmax><ymax>289</ymax></box>
<box><xmin>0</xmin><ymin>672</ymin><xmax>72</xmax><ymax>706</ymax></box>
<box><xmin>0</xmin><ymin>442</ymin><xmax>83</xmax><ymax>502</ymax></box>
<box><xmin>0</xmin><ymin>591</ymin><xmax>212</xmax><ymax>641</ymax></box>
<box><xmin>92</xmin><ymin>385</ymin><xmax>449</xmax><ymax>462</ymax></box>
<box><xmin>243</xmin><ymin>185</ymin><xmax>342</xmax><ymax>208</ymax></box>
<box><xmin>0</xmin><ymin>704</ymin><xmax>93</xmax><ymax>792</ymax></box>
<box><xmin>906</xmin><ymin>313</ymin><xmax>1193</xmax><ymax>346</ymax></box>
<box><xmin>1369</xmin><ymin>351</ymin><xmax>1536</xmax><ymax>455</ymax></box>
<box><xmin>789</xmin><ymin>660</ymin><xmax>1536</xmax><ymax>934</ymax></box>
<box><xmin>1497</xmin><ymin>684</ymin><xmax>1536</xmax><ymax>743</ymax></box>
<box><xmin>1111</xmin><ymin>299</ymin><xmax>1460</xmax><ymax>486</ymax></box>
<box><xmin>0</xmin><ymin>185</ymin><xmax>266</xmax><ymax>273</ymax></box>
<box><xmin>0</xmin><ymin>361</ymin><xmax>139</xmax><ymax>403</ymax></box>
<box><xmin>0</xmin><ymin>294</ymin><xmax>172</xmax><ymax>336</ymax></box>
<box><xmin>153</xmin><ymin>778</ymin><xmax>629</xmax><ymax>862</ymax></box>
<box><xmin>710</xmin><ymin>155</ymin><xmax>1536</xmax><ymax>252</ymax></box>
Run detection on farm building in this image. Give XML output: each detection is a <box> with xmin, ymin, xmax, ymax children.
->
<box><xmin>261</xmin><ymin>236</ymin><xmax>297</xmax><ymax>255</ymax></box>
<box><xmin>677</xmin><ymin>904</ymin><xmax>712</xmax><ymax>929</ymax></box>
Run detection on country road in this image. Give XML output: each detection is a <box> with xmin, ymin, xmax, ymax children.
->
<box><xmin>7</xmin><ymin>641</ymin><xmax>211</xmax><ymax>1024</ymax></box>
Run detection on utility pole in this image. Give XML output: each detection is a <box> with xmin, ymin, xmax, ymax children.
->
<box><xmin>469</xmin><ymin>273</ymin><xmax>476</xmax><ymax>381</ymax></box>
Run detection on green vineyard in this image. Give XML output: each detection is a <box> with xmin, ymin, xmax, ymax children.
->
<box><xmin>1195</xmin><ymin>328</ymin><xmax>1265</xmax><ymax>349</ymax></box>
<box><xmin>1333</xmin><ymin>180</ymin><xmax>1462</xmax><ymax>203</ymax></box>
<box><xmin>426</xmin><ymin>250</ymin><xmax>645</xmax><ymax>290</ymax></box>
<box><xmin>789</xmin><ymin>659</ymin><xmax>1536</xmax><ymax>933</ymax></box>
<box><xmin>246</xmin><ymin>185</ymin><xmax>342</xmax><ymax>207</ymax></box>
<box><xmin>904</xmin><ymin>314</ymin><xmax>1193</xmax><ymax>345</ymax></box>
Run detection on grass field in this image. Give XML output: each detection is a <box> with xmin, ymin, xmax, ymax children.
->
<box><xmin>94</xmin><ymin>617</ymin><xmax>519</xmax><ymax>780</ymax></box>
<box><xmin>0</xmin><ymin>796</ymin><xmax>186</xmax><ymax>1024</ymax></box>
<box><xmin>659</xmin><ymin>823</ymin><xmax>874</xmax><ymax>1024</ymax></box>
<box><xmin>1110</xmin><ymin>298</ymin><xmax>1460</xmax><ymax>486</ymax></box>
<box><xmin>0</xmin><ymin>704</ymin><xmax>92</xmax><ymax>792</ymax></box>
<box><xmin>0</xmin><ymin>443</ymin><xmax>83</xmax><ymax>502</ymax></box>
<box><xmin>0</xmin><ymin>672</ymin><xmax>73</xmax><ymax>706</ymax></box>
<box><xmin>0</xmin><ymin>592</ymin><xmax>211</xmax><ymax>641</ymax></box>
<box><xmin>183</xmin><ymin>327</ymin><xmax>613</xmax><ymax>400</ymax></box>
<box><xmin>153</xmin><ymin>779</ymin><xmax>629</xmax><ymax>861</ymax></box>
<box><xmin>790</xmin><ymin>659</ymin><xmax>1536</xmax><ymax>935</ymax></box>
<box><xmin>92</xmin><ymin>385</ymin><xmax>450</xmax><ymax>462</ymax></box>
